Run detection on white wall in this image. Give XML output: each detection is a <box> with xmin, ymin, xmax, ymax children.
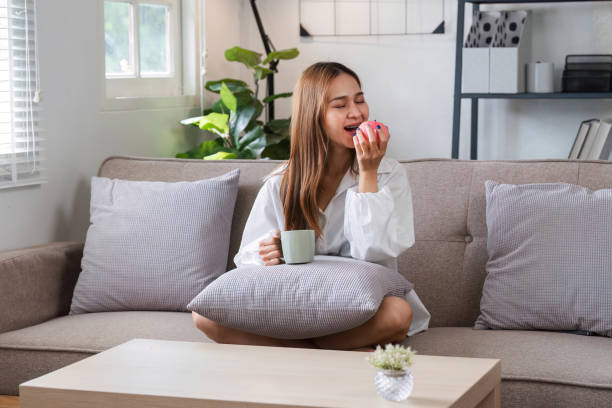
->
<box><xmin>1</xmin><ymin>0</ymin><xmax>611</xmax><ymax>251</ymax></box>
<box><xmin>0</xmin><ymin>0</ymin><xmax>202</xmax><ymax>251</ymax></box>
<box><xmin>205</xmin><ymin>0</ymin><xmax>612</xmax><ymax>160</ymax></box>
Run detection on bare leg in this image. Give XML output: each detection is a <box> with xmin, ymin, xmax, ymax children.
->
<box><xmin>192</xmin><ymin>312</ymin><xmax>318</xmax><ymax>349</ymax></box>
<box><xmin>192</xmin><ymin>296</ymin><xmax>411</xmax><ymax>351</ymax></box>
<box><xmin>312</xmin><ymin>296</ymin><xmax>413</xmax><ymax>350</ymax></box>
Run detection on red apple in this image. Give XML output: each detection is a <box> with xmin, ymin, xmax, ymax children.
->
<box><xmin>358</xmin><ymin>120</ymin><xmax>386</xmax><ymax>142</ymax></box>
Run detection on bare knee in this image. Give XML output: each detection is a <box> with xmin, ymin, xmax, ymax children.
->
<box><xmin>379</xmin><ymin>296</ymin><xmax>413</xmax><ymax>341</ymax></box>
<box><xmin>192</xmin><ymin>311</ymin><xmax>224</xmax><ymax>342</ymax></box>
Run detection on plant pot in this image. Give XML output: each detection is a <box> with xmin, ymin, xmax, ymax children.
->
<box><xmin>374</xmin><ymin>368</ymin><xmax>414</xmax><ymax>402</ymax></box>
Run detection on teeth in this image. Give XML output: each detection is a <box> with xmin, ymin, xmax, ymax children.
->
<box><xmin>345</xmin><ymin>125</ymin><xmax>359</xmax><ymax>130</ymax></box>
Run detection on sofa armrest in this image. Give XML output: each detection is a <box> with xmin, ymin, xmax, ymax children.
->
<box><xmin>0</xmin><ymin>242</ymin><xmax>83</xmax><ymax>334</ymax></box>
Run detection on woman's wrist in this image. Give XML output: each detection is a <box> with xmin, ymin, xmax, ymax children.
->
<box><xmin>358</xmin><ymin>170</ymin><xmax>378</xmax><ymax>193</ymax></box>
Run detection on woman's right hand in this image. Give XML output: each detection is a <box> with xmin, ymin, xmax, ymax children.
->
<box><xmin>258</xmin><ymin>229</ymin><xmax>283</xmax><ymax>266</ymax></box>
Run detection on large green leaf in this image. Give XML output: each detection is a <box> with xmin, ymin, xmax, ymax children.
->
<box><xmin>264</xmin><ymin>118</ymin><xmax>290</xmax><ymax>134</ymax></box>
<box><xmin>225</xmin><ymin>46</ymin><xmax>262</xmax><ymax>69</ymax></box>
<box><xmin>204</xmin><ymin>91</ymin><xmax>253</xmax><ymax>117</ymax></box>
<box><xmin>254</xmin><ymin>65</ymin><xmax>274</xmax><ymax>80</ymax></box>
<box><xmin>197</xmin><ymin>112</ymin><xmax>229</xmax><ymax>134</ymax></box>
<box><xmin>205</xmin><ymin>79</ymin><xmax>251</xmax><ymax>94</ymax></box>
<box><xmin>238</xmin><ymin>126</ymin><xmax>265</xmax><ymax>151</ymax></box>
<box><xmin>228</xmin><ymin>103</ymin><xmax>257</xmax><ymax>148</ymax></box>
<box><xmin>237</xmin><ymin>149</ymin><xmax>257</xmax><ymax>159</ymax></box>
<box><xmin>180</xmin><ymin>116</ymin><xmax>204</xmax><ymax>126</ymax></box>
<box><xmin>264</xmin><ymin>118</ymin><xmax>291</xmax><ymax>140</ymax></box>
<box><xmin>203</xmin><ymin>99</ymin><xmax>226</xmax><ymax>116</ymax></box>
<box><xmin>261</xmin><ymin>139</ymin><xmax>291</xmax><ymax>160</ymax></box>
<box><xmin>234</xmin><ymin>91</ymin><xmax>256</xmax><ymax>109</ymax></box>
<box><xmin>241</xmin><ymin>132</ymin><xmax>267</xmax><ymax>158</ymax></box>
<box><xmin>264</xmin><ymin>132</ymin><xmax>286</xmax><ymax>146</ymax></box>
<box><xmin>236</xmin><ymin>98</ymin><xmax>263</xmax><ymax>139</ymax></box>
<box><xmin>175</xmin><ymin>137</ymin><xmax>226</xmax><ymax>159</ymax></box>
<box><xmin>262</xmin><ymin>48</ymin><xmax>300</xmax><ymax>65</ymax></box>
<box><xmin>220</xmin><ymin>82</ymin><xmax>237</xmax><ymax>112</ymax></box>
<box><xmin>204</xmin><ymin>151</ymin><xmax>238</xmax><ymax>160</ymax></box>
<box><xmin>263</xmin><ymin>92</ymin><xmax>292</xmax><ymax>104</ymax></box>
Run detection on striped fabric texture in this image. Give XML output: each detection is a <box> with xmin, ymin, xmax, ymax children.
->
<box><xmin>187</xmin><ymin>255</ymin><xmax>414</xmax><ymax>339</ymax></box>
<box><xmin>70</xmin><ymin>169</ymin><xmax>240</xmax><ymax>314</ymax></box>
<box><xmin>475</xmin><ymin>181</ymin><xmax>612</xmax><ymax>336</ymax></box>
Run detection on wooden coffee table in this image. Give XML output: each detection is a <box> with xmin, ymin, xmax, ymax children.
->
<box><xmin>20</xmin><ymin>339</ymin><xmax>501</xmax><ymax>408</ymax></box>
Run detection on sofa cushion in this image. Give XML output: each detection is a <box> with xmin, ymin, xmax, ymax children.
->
<box><xmin>188</xmin><ymin>255</ymin><xmax>413</xmax><ymax>339</ymax></box>
<box><xmin>0</xmin><ymin>311</ymin><xmax>210</xmax><ymax>353</ymax></box>
<box><xmin>0</xmin><ymin>312</ymin><xmax>212</xmax><ymax>395</ymax></box>
<box><xmin>501</xmin><ymin>381</ymin><xmax>612</xmax><ymax>408</ymax></box>
<box><xmin>475</xmin><ymin>181</ymin><xmax>612</xmax><ymax>335</ymax></box>
<box><xmin>403</xmin><ymin>327</ymin><xmax>612</xmax><ymax>390</ymax></box>
<box><xmin>70</xmin><ymin>169</ymin><xmax>240</xmax><ymax>314</ymax></box>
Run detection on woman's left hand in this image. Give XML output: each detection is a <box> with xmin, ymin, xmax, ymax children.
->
<box><xmin>353</xmin><ymin>123</ymin><xmax>390</xmax><ymax>173</ymax></box>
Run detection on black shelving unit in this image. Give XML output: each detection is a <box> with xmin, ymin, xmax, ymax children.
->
<box><xmin>451</xmin><ymin>0</ymin><xmax>612</xmax><ymax>160</ymax></box>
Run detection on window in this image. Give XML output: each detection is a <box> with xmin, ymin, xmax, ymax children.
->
<box><xmin>104</xmin><ymin>0</ymin><xmax>189</xmax><ymax>99</ymax></box>
<box><xmin>0</xmin><ymin>0</ymin><xmax>42</xmax><ymax>189</ymax></box>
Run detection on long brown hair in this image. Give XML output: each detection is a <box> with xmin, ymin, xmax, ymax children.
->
<box><xmin>279</xmin><ymin>62</ymin><xmax>361</xmax><ymax>238</ymax></box>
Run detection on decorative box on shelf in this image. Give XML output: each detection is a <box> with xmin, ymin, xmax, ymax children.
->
<box><xmin>462</xmin><ymin>11</ymin><xmax>499</xmax><ymax>93</ymax></box>
<box><xmin>462</xmin><ymin>10</ymin><xmax>531</xmax><ymax>94</ymax></box>
<box><xmin>490</xmin><ymin>10</ymin><xmax>531</xmax><ymax>93</ymax></box>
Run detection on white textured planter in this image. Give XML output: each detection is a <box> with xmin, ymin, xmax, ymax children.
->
<box><xmin>374</xmin><ymin>368</ymin><xmax>414</xmax><ymax>402</ymax></box>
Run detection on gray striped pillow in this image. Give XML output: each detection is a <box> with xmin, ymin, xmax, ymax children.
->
<box><xmin>187</xmin><ymin>255</ymin><xmax>413</xmax><ymax>339</ymax></box>
<box><xmin>475</xmin><ymin>181</ymin><xmax>612</xmax><ymax>336</ymax></box>
<box><xmin>70</xmin><ymin>169</ymin><xmax>240</xmax><ymax>314</ymax></box>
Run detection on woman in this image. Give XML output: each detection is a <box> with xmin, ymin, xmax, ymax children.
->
<box><xmin>193</xmin><ymin>62</ymin><xmax>430</xmax><ymax>350</ymax></box>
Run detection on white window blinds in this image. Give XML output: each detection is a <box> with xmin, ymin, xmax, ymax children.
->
<box><xmin>0</xmin><ymin>0</ymin><xmax>42</xmax><ymax>189</ymax></box>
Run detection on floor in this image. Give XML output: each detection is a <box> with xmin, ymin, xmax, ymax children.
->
<box><xmin>0</xmin><ymin>396</ymin><xmax>19</xmax><ymax>408</ymax></box>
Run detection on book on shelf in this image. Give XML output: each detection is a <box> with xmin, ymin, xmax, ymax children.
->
<box><xmin>578</xmin><ymin>119</ymin><xmax>601</xmax><ymax>159</ymax></box>
<box><xmin>604</xmin><ymin>129</ymin><xmax>612</xmax><ymax>161</ymax></box>
<box><xmin>586</xmin><ymin>119</ymin><xmax>612</xmax><ymax>160</ymax></box>
<box><xmin>569</xmin><ymin>119</ymin><xmax>594</xmax><ymax>159</ymax></box>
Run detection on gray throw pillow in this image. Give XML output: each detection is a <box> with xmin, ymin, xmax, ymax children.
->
<box><xmin>475</xmin><ymin>181</ymin><xmax>612</xmax><ymax>336</ymax></box>
<box><xmin>70</xmin><ymin>169</ymin><xmax>240</xmax><ymax>314</ymax></box>
<box><xmin>187</xmin><ymin>255</ymin><xmax>413</xmax><ymax>339</ymax></box>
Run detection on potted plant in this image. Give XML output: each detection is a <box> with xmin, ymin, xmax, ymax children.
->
<box><xmin>366</xmin><ymin>343</ymin><xmax>416</xmax><ymax>401</ymax></box>
<box><xmin>177</xmin><ymin>46</ymin><xmax>298</xmax><ymax>160</ymax></box>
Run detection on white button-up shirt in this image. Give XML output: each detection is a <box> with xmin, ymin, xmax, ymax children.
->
<box><xmin>234</xmin><ymin>157</ymin><xmax>430</xmax><ymax>336</ymax></box>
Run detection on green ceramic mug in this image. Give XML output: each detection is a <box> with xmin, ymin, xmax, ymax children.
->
<box><xmin>280</xmin><ymin>229</ymin><xmax>315</xmax><ymax>264</ymax></box>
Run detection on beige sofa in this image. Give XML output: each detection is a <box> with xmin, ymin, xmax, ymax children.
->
<box><xmin>1</xmin><ymin>156</ymin><xmax>611</xmax><ymax>406</ymax></box>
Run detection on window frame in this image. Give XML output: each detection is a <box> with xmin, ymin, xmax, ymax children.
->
<box><xmin>100</xmin><ymin>0</ymin><xmax>201</xmax><ymax>111</ymax></box>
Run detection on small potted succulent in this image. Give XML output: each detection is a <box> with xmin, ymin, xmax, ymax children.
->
<box><xmin>366</xmin><ymin>344</ymin><xmax>416</xmax><ymax>401</ymax></box>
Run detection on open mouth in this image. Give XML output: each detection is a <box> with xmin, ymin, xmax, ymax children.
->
<box><xmin>344</xmin><ymin>124</ymin><xmax>360</xmax><ymax>133</ymax></box>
